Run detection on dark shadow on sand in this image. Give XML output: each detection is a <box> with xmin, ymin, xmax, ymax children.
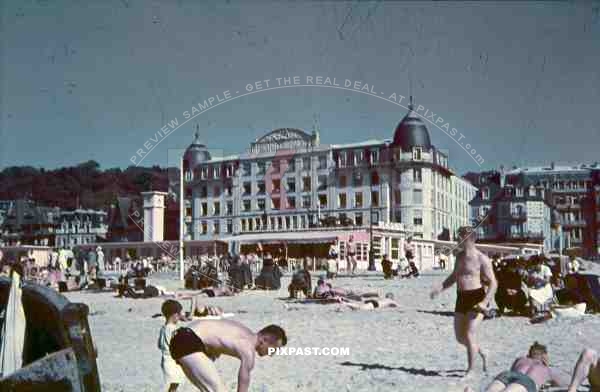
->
<box><xmin>340</xmin><ymin>361</ymin><xmax>464</xmax><ymax>378</ymax></box>
<box><xmin>417</xmin><ymin>310</ymin><xmax>455</xmax><ymax>317</ymax></box>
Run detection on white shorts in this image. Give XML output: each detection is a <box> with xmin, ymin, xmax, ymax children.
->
<box><xmin>162</xmin><ymin>355</ymin><xmax>186</xmax><ymax>386</ymax></box>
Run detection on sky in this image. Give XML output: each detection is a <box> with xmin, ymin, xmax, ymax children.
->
<box><xmin>1</xmin><ymin>0</ymin><xmax>600</xmax><ymax>175</ymax></box>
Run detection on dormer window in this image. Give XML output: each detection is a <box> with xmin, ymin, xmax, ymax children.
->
<box><xmin>482</xmin><ymin>188</ymin><xmax>490</xmax><ymax>200</ymax></box>
<box><xmin>413</xmin><ymin>147</ymin><xmax>422</xmax><ymax>160</ymax></box>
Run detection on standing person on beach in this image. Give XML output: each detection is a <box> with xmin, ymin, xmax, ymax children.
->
<box><xmin>347</xmin><ymin>235</ymin><xmax>357</xmax><ymax>275</ymax></box>
<box><xmin>158</xmin><ymin>300</ymin><xmax>186</xmax><ymax>392</ymax></box>
<box><xmin>169</xmin><ymin>319</ymin><xmax>286</xmax><ymax>392</ymax></box>
<box><xmin>430</xmin><ymin>226</ymin><xmax>498</xmax><ymax>378</ymax></box>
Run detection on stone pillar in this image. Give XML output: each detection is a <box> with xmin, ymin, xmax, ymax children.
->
<box><xmin>141</xmin><ymin>191</ymin><xmax>168</xmax><ymax>242</ymax></box>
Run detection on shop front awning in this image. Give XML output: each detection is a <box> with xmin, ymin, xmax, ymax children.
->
<box><xmin>222</xmin><ymin>230</ymin><xmax>369</xmax><ymax>245</ymax></box>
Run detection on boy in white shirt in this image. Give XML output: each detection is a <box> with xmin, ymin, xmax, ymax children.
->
<box><xmin>158</xmin><ymin>300</ymin><xmax>186</xmax><ymax>392</ymax></box>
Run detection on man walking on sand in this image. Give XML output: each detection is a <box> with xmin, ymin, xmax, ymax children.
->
<box><xmin>169</xmin><ymin>319</ymin><xmax>286</xmax><ymax>392</ymax></box>
<box><xmin>430</xmin><ymin>226</ymin><xmax>498</xmax><ymax>378</ymax></box>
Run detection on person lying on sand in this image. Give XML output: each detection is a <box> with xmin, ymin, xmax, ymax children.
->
<box><xmin>567</xmin><ymin>347</ymin><xmax>600</xmax><ymax>392</ymax></box>
<box><xmin>312</xmin><ymin>278</ymin><xmax>379</xmax><ymax>301</ymax></box>
<box><xmin>464</xmin><ymin>341</ymin><xmax>568</xmax><ymax>392</ymax></box>
<box><xmin>169</xmin><ymin>319</ymin><xmax>286</xmax><ymax>392</ymax></box>
<box><xmin>338</xmin><ymin>293</ymin><xmax>400</xmax><ymax>311</ymax></box>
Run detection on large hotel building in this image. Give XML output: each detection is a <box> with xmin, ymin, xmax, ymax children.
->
<box><xmin>180</xmin><ymin>100</ymin><xmax>481</xmax><ymax>268</ymax></box>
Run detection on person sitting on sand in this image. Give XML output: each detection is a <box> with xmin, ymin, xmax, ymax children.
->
<box><xmin>567</xmin><ymin>347</ymin><xmax>600</xmax><ymax>392</ymax></box>
<box><xmin>169</xmin><ymin>320</ymin><xmax>286</xmax><ymax>391</ymax></box>
<box><xmin>158</xmin><ymin>300</ymin><xmax>186</xmax><ymax>392</ymax></box>
<box><xmin>465</xmin><ymin>341</ymin><xmax>568</xmax><ymax>392</ymax></box>
<box><xmin>339</xmin><ymin>293</ymin><xmax>400</xmax><ymax>311</ymax></box>
<box><xmin>288</xmin><ymin>262</ymin><xmax>312</xmax><ymax>298</ymax></box>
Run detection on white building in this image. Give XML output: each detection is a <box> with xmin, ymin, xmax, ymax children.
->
<box><xmin>55</xmin><ymin>209</ymin><xmax>108</xmax><ymax>249</ymax></box>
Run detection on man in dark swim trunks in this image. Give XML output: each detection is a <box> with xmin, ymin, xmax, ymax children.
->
<box><xmin>430</xmin><ymin>226</ymin><xmax>498</xmax><ymax>378</ymax></box>
<box><xmin>465</xmin><ymin>342</ymin><xmax>568</xmax><ymax>392</ymax></box>
<box><xmin>169</xmin><ymin>320</ymin><xmax>286</xmax><ymax>391</ymax></box>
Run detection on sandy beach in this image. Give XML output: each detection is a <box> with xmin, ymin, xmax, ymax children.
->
<box><xmin>64</xmin><ymin>268</ymin><xmax>600</xmax><ymax>392</ymax></box>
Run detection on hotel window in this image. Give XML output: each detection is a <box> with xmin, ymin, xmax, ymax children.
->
<box><xmin>302</xmin><ymin>195</ymin><xmax>311</xmax><ymax>208</ymax></box>
<box><xmin>272</xmin><ymin>179</ymin><xmax>281</xmax><ymax>193</ymax></box>
<box><xmin>413</xmin><ymin>189</ymin><xmax>423</xmax><ymax>204</ymax></box>
<box><xmin>257</xmin><ymin>181</ymin><xmax>266</xmax><ymax>194</ymax></box>
<box><xmin>370</xmin><ymin>149</ymin><xmax>379</xmax><ymax>165</ymax></box>
<box><xmin>225</xmin><ymin>165</ymin><xmax>232</xmax><ymax>177</ymax></box>
<box><xmin>371</xmin><ymin>171</ymin><xmax>379</xmax><ymax>185</ymax></box>
<box><xmin>413</xmin><ymin>168</ymin><xmax>422</xmax><ymax>183</ymax></box>
<box><xmin>243</xmin><ymin>200</ymin><xmax>251</xmax><ymax>212</ymax></box>
<box><xmin>354</xmin><ymin>150</ymin><xmax>364</xmax><ymax>165</ymax></box>
<box><xmin>213</xmin><ymin>202</ymin><xmax>220</xmax><ymax>216</ymax></box>
<box><xmin>213</xmin><ymin>222</ymin><xmax>220</xmax><ymax>234</ymax></box>
<box><xmin>482</xmin><ymin>187</ymin><xmax>489</xmax><ymax>200</ymax></box>
<box><xmin>285</xmin><ymin>216</ymin><xmax>290</xmax><ymax>229</ymax></box>
<box><xmin>339</xmin><ymin>175</ymin><xmax>347</xmax><ymax>188</ymax></box>
<box><xmin>394</xmin><ymin>190</ymin><xmax>401</xmax><ymax>205</ymax></box>
<box><xmin>413</xmin><ymin>147</ymin><xmax>422</xmax><ymax>160</ymax></box>
<box><xmin>302</xmin><ymin>157</ymin><xmax>311</xmax><ymax>170</ymax></box>
<box><xmin>413</xmin><ymin>210</ymin><xmax>423</xmax><ymax>226</ymax></box>
<box><xmin>516</xmin><ymin>187</ymin><xmax>524</xmax><ymax>197</ymax></box>
<box><xmin>248</xmin><ymin>219</ymin><xmax>254</xmax><ymax>232</ymax></box>
<box><xmin>318</xmin><ymin>155</ymin><xmax>327</xmax><ymax>169</ymax></box>
<box><xmin>286</xmin><ymin>178</ymin><xmax>296</xmax><ymax>193</ymax></box>
<box><xmin>303</xmin><ymin>177</ymin><xmax>311</xmax><ymax>192</ymax></box>
<box><xmin>213</xmin><ymin>166</ymin><xmax>220</xmax><ymax>178</ymax></box>
<box><xmin>300</xmin><ymin>215</ymin><xmax>306</xmax><ymax>228</ymax></box>
<box><xmin>270</xmin><ymin>217</ymin><xmax>276</xmax><ymax>230</ymax></box>
<box><xmin>241</xmin><ymin>219</ymin><xmax>247</xmax><ymax>232</ymax></box>
<box><xmin>355</xmin><ymin>192</ymin><xmax>363</xmax><ymax>208</ymax></box>
<box><xmin>339</xmin><ymin>193</ymin><xmax>347</xmax><ymax>209</ymax></box>
<box><xmin>353</xmin><ymin>172</ymin><xmax>362</xmax><ymax>187</ymax></box>
<box><xmin>318</xmin><ymin>175</ymin><xmax>328</xmax><ymax>191</ymax></box>
<box><xmin>225</xmin><ymin>185</ymin><xmax>232</xmax><ymax>196</ymax></box>
<box><xmin>319</xmin><ymin>194</ymin><xmax>327</xmax><ymax>208</ymax></box>
<box><xmin>201</xmin><ymin>202</ymin><xmax>208</xmax><ymax>216</ymax></box>
<box><xmin>200</xmin><ymin>186</ymin><xmax>207</xmax><ymax>198</ymax></box>
<box><xmin>271</xmin><ymin>160</ymin><xmax>280</xmax><ymax>173</ymax></box>
<box><xmin>186</xmin><ymin>207</ymin><xmax>192</xmax><ymax>217</ymax></box>
<box><xmin>200</xmin><ymin>166</ymin><xmax>208</xmax><ymax>179</ymax></box>
<box><xmin>287</xmin><ymin>159</ymin><xmax>296</xmax><ymax>172</ymax></box>
<box><xmin>243</xmin><ymin>182</ymin><xmax>251</xmax><ymax>195</ymax></box>
<box><xmin>213</xmin><ymin>186</ymin><xmax>221</xmax><ymax>197</ymax></box>
<box><xmin>287</xmin><ymin>196</ymin><xmax>296</xmax><ymax>209</ymax></box>
<box><xmin>272</xmin><ymin>198</ymin><xmax>280</xmax><ymax>210</ymax></box>
<box><xmin>257</xmin><ymin>199</ymin><xmax>266</xmax><ymax>211</ymax></box>
<box><xmin>339</xmin><ymin>152</ymin><xmax>347</xmax><ymax>167</ymax></box>
<box><xmin>292</xmin><ymin>216</ymin><xmax>298</xmax><ymax>229</ymax></box>
<box><xmin>257</xmin><ymin>162</ymin><xmax>266</xmax><ymax>175</ymax></box>
<box><xmin>371</xmin><ymin>191</ymin><xmax>379</xmax><ymax>207</ymax></box>
<box><xmin>227</xmin><ymin>220</ymin><xmax>233</xmax><ymax>233</ymax></box>
<box><xmin>391</xmin><ymin>238</ymin><xmax>399</xmax><ymax>259</ymax></box>
<box><xmin>355</xmin><ymin>212</ymin><xmax>363</xmax><ymax>226</ymax></box>
<box><xmin>201</xmin><ymin>222</ymin><xmax>207</xmax><ymax>234</ymax></box>
<box><xmin>226</xmin><ymin>202</ymin><xmax>233</xmax><ymax>216</ymax></box>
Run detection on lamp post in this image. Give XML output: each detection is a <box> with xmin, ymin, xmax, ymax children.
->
<box><xmin>368</xmin><ymin>204</ymin><xmax>376</xmax><ymax>271</ymax></box>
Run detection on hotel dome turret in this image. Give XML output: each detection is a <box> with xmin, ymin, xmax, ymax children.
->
<box><xmin>392</xmin><ymin>97</ymin><xmax>432</xmax><ymax>150</ymax></box>
<box><xmin>183</xmin><ymin>125</ymin><xmax>211</xmax><ymax>169</ymax></box>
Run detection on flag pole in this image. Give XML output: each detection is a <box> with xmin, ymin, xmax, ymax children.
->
<box><xmin>179</xmin><ymin>156</ymin><xmax>185</xmax><ymax>281</ymax></box>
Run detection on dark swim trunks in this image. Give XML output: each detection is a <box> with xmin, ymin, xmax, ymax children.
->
<box><xmin>494</xmin><ymin>371</ymin><xmax>537</xmax><ymax>392</ymax></box>
<box><xmin>455</xmin><ymin>287</ymin><xmax>486</xmax><ymax>314</ymax></box>
<box><xmin>364</xmin><ymin>299</ymin><xmax>379</xmax><ymax>308</ymax></box>
<box><xmin>202</xmin><ymin>288</ymin><xmax>216</xmax><ymax>298</ymax></box>
<box><xmin>170</xmin><ymin>327</ymin><xmax>208</xmax><ymax>362</ymax></box>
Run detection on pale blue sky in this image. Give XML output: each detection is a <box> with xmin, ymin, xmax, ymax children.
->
<box><xmin>1</xmin><ymin>0</ymin><xmax>599</xmax><ymax>174</ymax></box>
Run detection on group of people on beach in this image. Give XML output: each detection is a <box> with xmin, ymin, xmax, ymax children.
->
<box><xmin>146</xmin><ymin>225</ymin><xmax>600</xmax><ymax>392</ymax></box>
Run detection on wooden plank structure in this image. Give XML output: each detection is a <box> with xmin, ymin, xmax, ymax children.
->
<box><xmin>0</xmin><ymin>277</ymin><xmax>100</xmax><ymax>391</ymax></box>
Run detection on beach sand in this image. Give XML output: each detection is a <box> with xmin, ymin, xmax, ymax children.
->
<box><xmin>64</xmin><ymin>266</ymin><xmax>600</xmax><ymax>392</ymax></box>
